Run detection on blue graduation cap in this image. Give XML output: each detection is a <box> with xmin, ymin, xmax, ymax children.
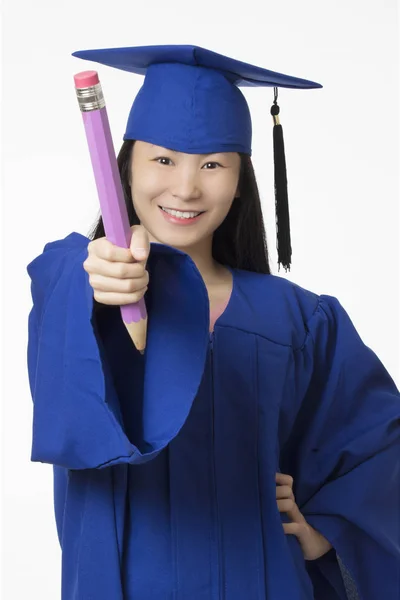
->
<box><xmin>72</xmin><ymin>44</ymin><xmax>323</xmax><ymax>270</ymax></box>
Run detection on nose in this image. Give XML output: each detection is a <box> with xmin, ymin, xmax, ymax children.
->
<box><xmin>169</xmin><ymin>167</ymin><xmax>201</xmax><ymax>202</ymax></box>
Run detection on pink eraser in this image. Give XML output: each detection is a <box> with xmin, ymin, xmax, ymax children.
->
<box><xmin>74</xmin><ymin>70</ymin><xmax>99</xmax><ymax>88</ymax></box>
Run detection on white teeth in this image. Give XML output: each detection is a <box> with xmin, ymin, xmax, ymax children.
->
<box><xmin>161</xmin><ymin>207</ymin><xmax>202</xmax><ymax>219</ymax></box>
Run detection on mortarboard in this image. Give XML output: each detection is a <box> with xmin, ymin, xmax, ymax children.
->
<box><xmin>72</xmin><ymin>45</ymin><xmax>322</xmax><ymax>271</ymax></box>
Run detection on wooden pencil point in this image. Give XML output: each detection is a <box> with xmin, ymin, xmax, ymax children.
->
<box><xmin>124</xmin><ymin>317</ymin><xmax>147</xmax><ymax>353</ymax></box>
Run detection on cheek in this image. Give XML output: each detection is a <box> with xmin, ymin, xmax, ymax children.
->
<box><xmin>213</xmin><ymin>193</ymin><xmax>234</xmax><ymax>213</ymax></box>
<box><xmin>209</xmin><ymin>180</ymin><xmax>237</xmax><ymax>217</ymax></box>
<box><xmin>132</xmin><ymin>170</ymin><xmax>163</xmax><ymax>199</ymax></box>
<box><xmin>130</xmin><ymin>171</ymin><xmax>166</xmax><ymax>214</ymax></box>
<box><xmin>206</xmin><ymin>174</ymin><xmax>238</xmax><ymax>207</ymax></box>
<box><xmin>201</xmin><ymin>196</ymin><xmax>235</xmax><ymax>236</ymax></box>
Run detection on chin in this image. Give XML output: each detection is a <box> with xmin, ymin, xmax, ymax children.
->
<box><xmin>157</xmin><ymin>237</ymin><xmax>198</xmax><ymax>250</ymax></box>
<box><xmin>150</xmin><ymin>231</ymin><xmax>204</xmax><ymax>252</ymax></box>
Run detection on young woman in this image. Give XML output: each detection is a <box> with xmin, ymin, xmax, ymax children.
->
<box><xmin>27</xmin><ymin>45</ymin><xmax>400</xmax><ymax>600</ymax></box>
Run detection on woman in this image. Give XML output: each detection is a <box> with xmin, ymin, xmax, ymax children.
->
<box><xmin>27</xmin><ymin>45</ymin><xmax>400</xmax><ymax>599</ymax></box>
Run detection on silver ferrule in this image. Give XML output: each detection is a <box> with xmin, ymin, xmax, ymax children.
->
<box><xmin>75</xmin><ymin>82</ymin><xmax>105</xmax><ymax>112</ymax></box>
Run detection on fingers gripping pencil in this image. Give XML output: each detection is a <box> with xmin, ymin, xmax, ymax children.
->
<box><xmin>74</xmin><ymin>70</ymin><xmax>147</xmax><ymax>353</ymax></box>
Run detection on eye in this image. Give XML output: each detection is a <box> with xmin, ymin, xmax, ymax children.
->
<box><xmin>202</xmin><ymin>162</ymin><xmax>222</xmax><ymax>170</ymax></box>
<box><xmin>155</xmin><ymin>157</ymin><xmax>174</xmax><ymax>166</ymax></box>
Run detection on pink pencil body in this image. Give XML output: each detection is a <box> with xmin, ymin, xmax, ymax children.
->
<box><xmin>74</xmin><ymin>70</ymin><xmax>147</xmax><ymax>352</ymax></box>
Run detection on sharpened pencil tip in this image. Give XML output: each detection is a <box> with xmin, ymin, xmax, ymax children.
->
<box><xmin>124</xmin><ymin>317</ymin><xmax>148</xmax><ymax>354</ymax></box>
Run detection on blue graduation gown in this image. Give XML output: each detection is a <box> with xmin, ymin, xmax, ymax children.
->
<box><xmin>27</xmin><ymin>232</ymin><xmax>400</xmax><ymax>600</ymax></box>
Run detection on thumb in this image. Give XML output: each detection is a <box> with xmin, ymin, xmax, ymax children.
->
<box><xmin>130</xmin><ymin>225</ymin><xmax>150</xmax><ymax>262</ymax></box>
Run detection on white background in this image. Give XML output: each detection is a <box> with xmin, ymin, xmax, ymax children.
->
<box><xmin>1</xmin><ymin>1</ymin><xmax>399</xmax><ymax>598</ymax></box>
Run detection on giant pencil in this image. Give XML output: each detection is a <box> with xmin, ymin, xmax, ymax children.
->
<box><xmin>74</xmin><ymin>70</ymin><xmax>147</xmax><ymax>353</ymax></box>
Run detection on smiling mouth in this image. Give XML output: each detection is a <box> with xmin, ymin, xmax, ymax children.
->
<box><xmin>159</xmin><ymin>206</ymin><xmax>205</xmax><ymax>219</ymax></box>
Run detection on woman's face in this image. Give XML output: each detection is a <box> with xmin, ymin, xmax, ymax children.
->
<box><xmin>130</xmin><ymin>141</ymin><xmax>241</xmax><ymax>251</ymax></box>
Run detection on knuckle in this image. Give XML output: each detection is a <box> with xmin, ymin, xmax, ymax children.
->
<box><xmin>125</xmin><ymin>279</ymin><xmax>138</xmax><ymax>293</ymax></box>
<box><xmin>104</xmin><ymin>246</ymin><xmax>114</xmax><ymax>262</ymax></box>
<box><xmin>135</xmin><ymin>264</ymin><xmax>147</xmax><ymax>280</ymax></box>
<box><xmin>281</xmin><ymin>499</ymin><xmax>293</xmax><ymax>511</ymax></box>
<box><xmin>83</xmin><ymin>257</ymin><xmax>95</xmax><ymax>273</ymax></box>
<box><xmin>278</xmin><ymin>486</ymin><xmax>292</xmax><ymax>500</ymax></box>
<box><xmin>133</xmin><ymin>261</ymin><xmax>144</xmax><ymax>274</ymax></box>
<box><xmin>95</xmin><ymin>239</ymin><xmax>112</xmax><ymax>261</ymax></box>
<box><xmin>88</xmin><ymin>274</ymin><xmax>99</xmax><ymax>289</ymax></box>
<box><xmin>116</xmin><ymin>263</ymin><xmax>129</xmax><ymax>278</ymax></box>
<box><xmin>125</xmin><ymin>271</ymin><xmax>148</xmax><ymax>293</ymax></box>
<box><xmin>89</xmin><ymin>239</ymin><xmax>105</xmax><ymax>257</ymax></box>
<box><xmin>131</xmin><ymin>287</ymin><xmax>147</xmax><ymax>303</ymax></box>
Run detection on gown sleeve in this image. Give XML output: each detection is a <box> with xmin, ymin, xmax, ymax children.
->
<box><xmin>26</xmin><ymin>232</ymin><xmax>209</xmax><ymax>470</ymax></box>
<box><xmin>281</xmin><ymin>295</ymin><xmax>400</xmax><ymax>600</ymax></box>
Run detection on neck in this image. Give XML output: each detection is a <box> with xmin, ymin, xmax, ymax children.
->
<box><xmin>149</xmin><ymin>232</ymin><xmax>223</xmax><ymax>286</ymax></box>
<box><xmin>178</xmin><ymin>237</ymin><xmax>222</xmax><ymax>286</ymax></box>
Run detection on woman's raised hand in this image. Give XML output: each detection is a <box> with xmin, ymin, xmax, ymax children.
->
<box><xmin>84</xmin><ymin>225</ymin><xmax>150</xmax><ymax>306</ymax></box>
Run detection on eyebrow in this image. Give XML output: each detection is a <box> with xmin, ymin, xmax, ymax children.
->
<box><xmin>151</xmin><ymin>145</ymin><xmax>229</xmax><ymax>158</ymax></box>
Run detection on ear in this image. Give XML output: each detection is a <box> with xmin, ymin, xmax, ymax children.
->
<box><xmin>235</xmin><ymin>187</ymin><xmax>241</xmax><ymax>199</ymax></box>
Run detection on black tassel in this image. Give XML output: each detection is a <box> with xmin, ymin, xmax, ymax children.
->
<box><xmin>271</xmin><ymin>87</ymin><xmax>292</xmax><ymax>272</ymax></box>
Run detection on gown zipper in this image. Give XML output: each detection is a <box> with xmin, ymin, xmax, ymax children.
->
<box><xmin>210</xmin><ymin>331</ymin><xmax>223</xmax><ymax>599</ymax></box>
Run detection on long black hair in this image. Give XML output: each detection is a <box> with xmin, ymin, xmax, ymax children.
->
<box><xmin>88</xmin><ymin>140</ymin><xmax>271</xmax><ymax>274</ymax></box>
